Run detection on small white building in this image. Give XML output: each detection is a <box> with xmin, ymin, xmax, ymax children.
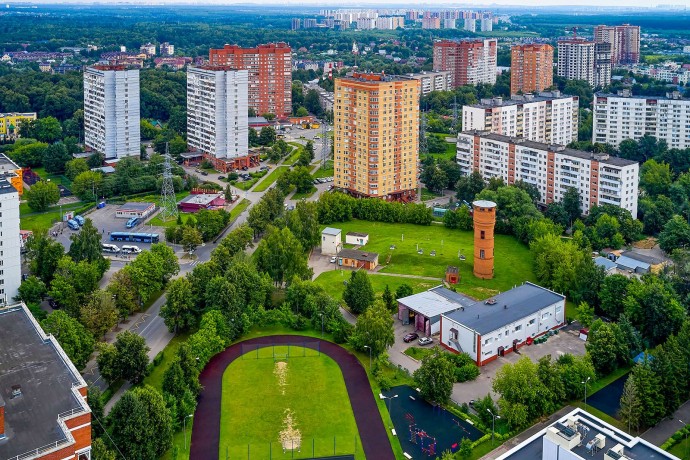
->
<box><xmin>397</xmin><ymin>286</ymin><xmax>475</xmax><ymax>336</ymax></box>
<box><xmin>321</xmin><ymin>227</ymin><xmax>342</xmax><ymax>256</ymax></box>
<box><xmin>345</xmin><ymin>231</ymin><xmax>369</xmax><ymax>246</ymax></box>
<box><xmin>115</xmin><ymin>202</ymin><xmax>156</xmax><ymax>219</ymax></box>
<box><xmin>440</xmin><ymin>282</ymin><xmax>566</xmax><ymax>366</ymax></box>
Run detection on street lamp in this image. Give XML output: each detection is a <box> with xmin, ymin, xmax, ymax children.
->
<box><xmin>679</xmin><ymin>419</ymin><xmax>688</xmax><ymax>458</ymax></box>
<box><xmin>487</xmin><ymin>409</ymin><xmax>500</xmax><ymax>445</ymax></box>
<box><xmin>363</xmin><ymin>345</ymin><xmax>372</xmax><ymax>372</ymax></box>
<box><xmin>319</xmin><ymin>312</ymin><xmax>324</xmax><ymax>338</ymax></box>
<box><xmin>582</xmin><ymin>377</ymin><xmax>591</xmax><ymax>407</ymax></box>
<box><xmin>183</xmin><ymin>414</ymin><xmax>193</xmax><ymax>451</ymax></box>
<box><xmin>383</xmin><ymin>394</ymin><xmax>398</xmax><ymax>415</ymax></box>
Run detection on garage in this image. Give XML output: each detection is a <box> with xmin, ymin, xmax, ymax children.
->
<box><xmin>396</xmin><ymin>286</ymin><xmax>474</xmax><ymax>337</ymax></box>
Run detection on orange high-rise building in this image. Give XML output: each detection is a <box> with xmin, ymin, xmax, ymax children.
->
<box><xmin>473</xmin><ymin>200</ymin><xmax>496</xmax><ymax>279</ymax></box>
<box><xmin>510</xmin><ymin>43</ymin><xmax>554</xmax><ymax>95</ymax></box>
<box><xmin>209</xmin><ymin>43</ymin><xmax>292</xmax><ymax>117</ymax></box>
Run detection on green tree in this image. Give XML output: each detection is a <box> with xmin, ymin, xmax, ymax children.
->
<box><xmin>188</xmin><ymin>310</ymin><xmax>230</xmax><ymax>367</ymax></box>
<box><xmin>254</xmin><ymin>226</ymin><xmax>312</xmax><ymax>286</ymax></box>
<box><xmin>16</xmin><ymin>275</ymin><xmax>46</xmax><ymax>304</ymax></box>
<box><xmin>640</xmin><ymin>159</ymin><xmax>672</xmax><ymax>197</ymax></box>
<box><xmin>41</xmin><ymin>310</ymin><xmax>95</xmax><ymax>369</ymax></box>
<box><xmin>458</xmin><ymin>438</ymin><xmax>473</xmax><ymax>459</ymax></box>
<box><xmin>48</xmin><ymin>256</ymin><xmax>102</xmax><ymax>316</ymax></box>
<box><xmin>65</xmin><ymin>158</ymin><xmax>89</xmax><ymax>180</ymax></box>
<box><xmin>91</xmin><ymin>438</ymin><xmax>117</xmax><ymax>460</ymax></box>
<box><xmin>422</xmin><ymin>164</ymin><xmax>448</xmax><ymax>194</ymax></box>
<box><xmin>25</xmin><ymin>232</ymin><xmax>64</xmax><ymax>284</ymax></box>
<box><xmin>349</xmin><ymin>301</ymin><xmax>394</xmax><ymax>356</ymax></box>
<box><xmin>68</xmin><ymin>218</ymin><xmax>110</xmax><ymax>275</ymax></box>
<box><xmin>395</xmin><ymin>284</ymin><xmax>413</xmax><ymax>300</ymax></box>
<box><xmin>114</xmin><ymin>331</ymin><xmax>150</xmax><ymax>384</ymax></box>
<box><xmin>33</xmin><ymin>116</ymin><xmax>63</xmax><ymax>142</ymax></box>
<box><xmin>304</xmin><ymin>140</ymin><xmax>315</xmax><ymax>161</ymax></box>
<box><xmin>290</xmin><ymin>166</ymin><xmax>315</xmax><ymax>193</ymax></box>
<box><xmin>618</xmin><ymin>375</ymin><xmax>643</xmax><ymax>433</ymax></box>
<box><xmin>585</xmin><ymin>320</ymin><xmax>629</xmax><ymax>375</ymax></box>
<box><xmin>598</xmin><ymin>274</ymin><xmax>631</xmax><ymax>320</ymax></box>
<box><xmin>88</xmin><ymin>386</ymin><xmax>106</xmax><ymax>437</ymax></box>
<box><xmin>43</xmin><ymin>142</ymin><xmax>72</xmax><ymax>174</ymax></box>
<box><xmin>286</xmin><ymin>201</ymin><xmax>320</xmax><ymax>251</ymax></box>
<box><xmin>455</xmin><ymin>171</ymin><xmax>485</xmax><ymax>202</ymax></box>
<box><xmin>493</xmin><ymin>356</ymin><xmax>551</xmax><ymax>428</ymax></box>
<box><xmin>107</xmin><ymin>269</ymin><xmax>140</xmax><ymax>319</ymax></box>
<box><xmin>640</xmin><ymin>195</ymin><xmax>674</xmax><ymax>234</ymax></box>
<box><xmin>108</xmin><ymin>386</ymin><xmax>173</xmax><ymax>460</ymax></box>
<box><xmin>161</xmin><ymin>278</ymin><xmax>196</xmax><ymax>333</ymax></box>
<box><xmin>80</xmin><ymin>289</ymin><xmax>118</xmax><ymax>339</ymax></box>
<box><xmin>576</xmin><ymin>301</ymin><xmax>594</xmax><ymax>328</ymax></box>
<box><xmin>562</xmin><ymin>187</ymin><xmax>582</xmax><ymax>226</ymax></box>
<box><xmin>659</xmin><ymin>215</ymin><xmax>690</xmax><ymax>253</ymax></box>
<box><xmin>343</xmin><ymin>270</ymin><xmax>375</xmax><ymax>314</ymax></box>
<box><xmin>625</xmin><ymin>361</ymin><xmax>664</xmax><ymax>429</ymax></box>
<box><xmin>623</xmin><ymin>276</ymin><xmax>685</xmax><ymax>345</ymax></box>
<box><xmin>181</xmin><ymin>226</ymin><xmax>203</xmax><ymax>254</ymax></box>
<box><xmin>25</xmin><ymin>180</ymin><xmax>60</xmax><ymax>212</ymax></box>
<box><xmin>259</xmin><ymin>126</ymin><xmax>276</xmax><ymax>145</ymax></box>
<box><xmin>413</xmin><ymin>347</ymin><xmax>456</xmax><ymax>404</ymax></box>
<box><xmin>72</xmin><ymin>170</ymin><xmax>103</xmax><ymax>201</ymax></box>
<box><xmin>381</xmin><ymin>285</ymin><xmax>395</xmax><ymax>311</ymax></box>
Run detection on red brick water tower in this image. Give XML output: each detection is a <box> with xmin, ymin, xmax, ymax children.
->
<box><xmin>473</xmin><ymin>200</ymin><xmax>496</xmax><ymax>279</ymax></box>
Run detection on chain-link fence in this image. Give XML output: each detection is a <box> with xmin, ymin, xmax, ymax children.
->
<box><xmin>240</xmin><ymin>342</ymin><xmax>322</xmax><ymax>360</ymax></box>
<box><xmin>221</xmin><ymin>436</ymin><xmax>358</xmax><ymax>459</ymax></box>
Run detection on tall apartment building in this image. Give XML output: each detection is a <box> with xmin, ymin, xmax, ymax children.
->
<box><xmin>399</xmin><ymin>70</ymin><xmax>452</xmax><ymax>95</ymax></box>
<box><xmin>187</xmin><ymin>66</ymin><xmax>253</xmax><ymax>172</ymax></box>
<box><xmin>160</xmin><ymin>42</ymin><xmax>174</xmax><ymax>56</ymax></box>
<box><xmin>334</xmin><ymin>73</ymin><xmax>419</xmax><ymax>200</ymax></box>
<box><xmin>557</xmin><ymin>39</ymin><xmax>611</xmax><ymax>87</ymax></box>
<box><xmin>457</xmin><ymin>131</ymin><xmax>639</xmax><ymax>218</ymax></box>
<box><xmin>462</xmin><ymin>91</ymin><xmax>579</xmax><ymax>146</ymax></box>
<box><xmin>0</xmin><ymin>152</ymin><xmax>23</xmax><ymax>195</ymax></box>
<box><xmin>510</xmin><ymin>44</ymin><xmax>554</xmax><ymax>95</ymax></box>
<box><xmin>433</xmin><ymin>39</ymin><xmax>497</xmax><ymax>88</ymax></box>
<box><xmin>443</xmin><ymin>18</ymin><xmax>456</xmax><ymax>29</ymax></box>
<box><xmin>422</xmin><ymin>17</ymin><xmax>441</xmax><ymax>29</ymax></box>
<box><xmin>84</xmin><ymin>65</ymin><xmax>141</xmax><ymax>161</ymax></box>
<box><xmin>0</xmin><ymin>302</ymin><xmax>92</xmax><ymax>460</ymax></box>
<box><xmin>480</xmin><ymin>18</ymin><xmax>493</xmax><ymax>32</ymax></box>
<box><xmin>594</xmin><ymin>24</ymin><xmax>641</xmax><ymax>65</ymax></box>
<box><xmin>464</xmin><ymin>18</ymin><xmax>476</xmax><ymax>32</ymax></box>
<box><xmin>291</xmin><ymin>18</ymin><xmax>301</xmax><ymax>30</ymax></box>
<box><xmin>0</xmin><ymin>176</ymin><xmax>20</xmax><ymax>304</ymax></box>
<box><xmin>593</xmin><ymin>90</ymin><xmax>690</xmax><ymax>150</ymax></box>
<box><xmin>209</xmin><ymin>43</ymin><xmax>292</xmax><ymax>117</ymax></box>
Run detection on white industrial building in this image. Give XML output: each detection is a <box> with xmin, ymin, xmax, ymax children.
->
<box><xmin>84</xmin><ymin>65</ymin><xmax>141</xmax><ymax>160</ymax></box>
<box><xmin>439</xmin><ymin>282</ymin><xmax>566</xmax><ymax>366</ymax></box>
<box><xmin>462</xmin><ymin>92</ymin><xmax>579</xmax><ymax>146</ymax></box>
<box><xmin>457</xmin><ymin>131</ymin><xmax>640</xmax><ymax>218</ymax></box>
<box><xmin>0</xmin><ymin>178</ymin><xmax>20</xmax><ymax>305</ymax></box>
<box><xmin>399</xmin><ymin>71</ymin><xmax>452</xmax><ymax>95</ymax></box>
<box><xmin>593</xmin><ymin>90</ymin><xmax>690</xmax><ymax>150</ymax></box>
<box><xmin>187</xmin><ymin>66</ymin><xmax>249</xmax><ymax>167</ymax></box>
<box><xmin>321</xmin><ymin>227</ymin><xmax>342</xmax><ymax>256</ymax></box>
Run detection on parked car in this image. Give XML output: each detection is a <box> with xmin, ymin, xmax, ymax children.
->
<box><xmin>241</xmin><ymin>166</ymin><xmax>249</xmax><ymax>171</ymax></box>
<box><xmin>418</xmin><ymin>337</ymin><xmax>433</xmax><ymax>346</ymax></box>
<box><xmin>201</xmin><ymin>171</ymin><xmax>208</xmax><ymax>176</ymax></box>
<box><xmin>126</xmin><ymin>217</ymin><xmax>139</xmax><ymax>229</ymax></box>
<box><xmin>48</xmin><ymin>298</ymin><xmax>59</xmax><ymax>309</ymax></box>
<box><xmin>403</xmin><ymin>332</ymin><xmax>419</xmax><ymax>343</ymax></box>
<box><xmin>330</xmin><ymin>256</ymin><xmax>337</xmax><ymax>263</ymax></box>
<box><xmin>73</xmin><ymin>215</ymin><xmax>85</xmax><ymax>226</ymax></box>
<box><xmin>67</xmin><ymin>219</ymin><xmax>80</xmax><ymax>230</ymax></box>
<box><xmin>484</xmin><ymin>298</ymin><xmax>497</xmax><ymax>305</ymax></box>
<box><xmin>218</xmin><ymin>175</ymin><xmax>226</xmax><ymax>180</ymax></box>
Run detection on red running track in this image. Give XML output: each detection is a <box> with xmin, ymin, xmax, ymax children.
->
<box><xmin>189</xmin><ymin>335</ymin><xmax>395</xmax><ymax>460</ymax></box>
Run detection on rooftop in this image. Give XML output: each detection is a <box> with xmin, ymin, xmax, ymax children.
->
<box><xmin>346</xmin><ymin>231</ymin><xmax>368</xmax><ymax>237</ymax></box>
<box><xmin>593</xmin><ymin>256</ymin><xmax>617</xmax><ymax>271</ymax></box>
<box><xmin>119</xmin><ymin>201</ymin><xmax>155</xmax><ymax>211</ymax></box>
<box><xmin>595</xmin><ymin>90</ymin><xmax>689</xmax><ymax>101</ymax></box>
<box><xmin>398</xmin><ymin>286</ymin><xmax>474</xmax><ymax>320</ymax></box>
<box><xmin>443</xmin><ymin>282</ymin><xmax>565</xmax><ymax>335</ymax></box>
<box><xmin>0</xmin><ymin>178</ymin><xmax>17</xmax><ymax>195</ymax></box>
<box><xmin>497</xmin><ymin>408</ymin><xmax>678</xmax><ymax>460</ymax></box>
<box><xmin>615</xmin><ymin>255</ymin><xmax>650</xmax><ymax>271</ymax></box>
<box><xmin>340</xmin><ymin>71</ymin><xmax>415</xmax><ymax>84</ymax></box>
<box><xmin>468</xmin><ymin>91</ymin><xmax>574</xmax><ymax>108</ymax></box>
<box><xmin>0</xmin><ymin>304</ymin><xmax>89</xmax><ymax>460</ymax></box>
<box><xmin>0</xmin><ymin>153</ymin><xmax>20</xmax><ymax>176</ymax></box>
<box><xmin>338</xmin><ymin>248</ymin><xmax>379</xmax><ymax>262</ymax></box>
<box><xmin>461</xmin><ymin>131</ymin><xmax>638</xmax><ymax>168</ymax></box>
<box><xmin>620</xmin><ymin>250</ymin><xmax>665</xmax><ymax>266</ymax></box>
<box><xmin>322</xmin><ymin>227</ymin><xmax>342</xmax><ymax>236</ymax></box>
<box><xmin>178</xmin><ymin>193</ymin><xmax>223</xmax><ymax>206</ymax></box>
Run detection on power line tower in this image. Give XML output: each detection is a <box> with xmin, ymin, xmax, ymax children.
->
<box><xmin>320</xmin><ymin>121</ymin><xmax>329</xmax><ymax>169</ymax></box>
<box><xmin>159</xmin><ymin>144</ymin><xmax>178</xmax><ymax>221</ymax></box>
<box><xmin>419</xmin><ymin>110</ymin><xmax>428</xmax><ymax>156</ymax></box>
<box><xmin>452</xmin><ymin>95</ymin><xmax>459</xmax><ymax>135</ymax></box>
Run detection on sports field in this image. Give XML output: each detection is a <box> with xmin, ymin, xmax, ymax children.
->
<box><xmin>219</xmin><ymin>346</ymin><xmax>363</xmax><ymax>459</ymax></box>
<box><xmin>321</xmin><ymin>220</ymin><xmax>536</xmax><ymax>300</ymax></box>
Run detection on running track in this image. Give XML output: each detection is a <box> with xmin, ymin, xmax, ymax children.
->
<box><xmin>190</xmin><ymin>335</ymin><xmax>395</xmax><ymax>460</ymax></box>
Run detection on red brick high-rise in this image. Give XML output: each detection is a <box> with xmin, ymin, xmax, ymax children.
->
<box><xmin>209</xmin><ymin>42</ymin><xmax>292</xmax><ymax>117</ymax></box>
<box><xmin>433</xmin><ymin>39</ymin><xmax>497</xmax><ymax>88</ymax></box>
<box><xmin>510</xmin><ymin>43</ymin><xmax>554</xmax><ymax>95</ymax></box>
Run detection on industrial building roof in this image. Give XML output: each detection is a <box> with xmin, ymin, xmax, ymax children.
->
<box><xmin>119</xmin><ymin>201</ymin><xmax>156</xmax><ymax>211</ymax></box>
<box><xmin>593</xmin><ymin>256</ymin><xmax>617</xmax><ymax>271</ymax></box>
<box><xmin>443</xmin><ymin>282</ymin><xmax>565</xmax><ymax>335</ymax></box>
<box><xmin>0</xmin><ymin>304</ymin><xmax>88</xmax><ymax>459</ymax></box>
<box><xmin>338</xmin><ymin>248</ymin><xmax>378</xmax><ymax>262</ymax></box>
<box><xmin>398</xmin><ymin>286</ymin><xmax>474</xmax><ymax>321</ymax></box>
<box><xmin>615</xmin><ymin>255</ymin><xmax>650</xmax><ymax>272</ymax></box>
<box><xmin>178</xmin><ymin>193</ymin><xmax>223</xmax><ymax>206</ymax></box>
<box><xmin>322</xmin><ymin>227</ymin><xmax>342</xmax><ymax>236</ymax></box>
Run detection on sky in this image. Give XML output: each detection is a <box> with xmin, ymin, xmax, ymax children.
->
<box><xmin>11</xmin><ymin>0</ymin><xmax>690</xmax><ymax>6</ymax></box>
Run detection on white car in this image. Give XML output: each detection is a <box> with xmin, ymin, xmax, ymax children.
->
<box><xmin>330</xmin><ymin>256</ymin><xmax>337</xmax><ymax>263</ymax></box>
<box><xmin>418</xmin><ymin>337</ymin><xmax>433</xmax><ymax>346</ymax></box>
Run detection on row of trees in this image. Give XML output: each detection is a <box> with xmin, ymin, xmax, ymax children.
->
<box><xmin>317</xmin><ymin>191</ymin><xmax>433</xmax><ymax>226</ymax></box>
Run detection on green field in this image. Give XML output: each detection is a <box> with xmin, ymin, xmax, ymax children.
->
<box><xmin>292</xmin><ymin>186</ymin><xmax>317</xmax><ymax>200</ymax></box>
<box><xmin>319</xmin><ymin>220</ymin><xmax>536</xmax><ymax>300</ymax></box>
<box><xmin>219</xmin><ymin>346</ymin><xmax>362</xmax><ymax>459</ymax></box>
<box><xmin>254</xmin><ymin>166</ymin><xmax>289</xmax><ymax>192</ymax></box>
<box><xmin>312</xmin><ymin>161</ymin><xmax>334</xmax><ymax>179</ymax></box>
<box><xmin>229</xmin><ymin>198</ymin><xmax>251</xmax><ymax>220</ymax></box>
<box><xmin>20</xmin><ymin>201</ymin><xmax>88</xmax><ymax>233</ymax></box>
<box><xmin>314</xmin><ymin>270</ymin><xmax>439</xmax><ymax>301</ymax></box>
<box><xmin>421</xmin><ymin>187</ymin><xmax>442</xmax><ymax>201</ymax></box>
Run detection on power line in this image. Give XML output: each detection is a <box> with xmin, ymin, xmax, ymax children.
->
<box><xmin>159</xmin><ymin>143</ymin><xmax>179</xmax><ymax>222</ymax></box>
<box><xmin>320</xmin><ymin>121</ymin><xmax>329</xmax><ymax>169</ymax></box>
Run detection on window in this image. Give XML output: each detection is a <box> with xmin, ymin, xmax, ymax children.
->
<box><xmin>480</xmin><ymin>230</ymin><xmax>485</xmax><ymax>239</ymax></box>
<box><xmin>484</xmin><ymin>337</ymin><xmax>492</xmax><ymax>345</ymax></box>
<box><xmin>480</xmin><ymin>249</ymin><xmax>485</xmax><ymax>259</ymax></box>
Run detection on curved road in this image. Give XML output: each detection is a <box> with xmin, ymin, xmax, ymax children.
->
<box><xmin>190</xmin><ymin>335</ymin><xmax>394</xmax><ymax>460</ymax></box>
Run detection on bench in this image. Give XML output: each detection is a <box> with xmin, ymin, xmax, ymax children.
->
<box><xmin>404</xmin><ymin>453</ymin><xmax>412</xmax><ymax>459</ymax></box>
<box><xmin>391</xmin><ymin>429</ymin><xmax>397</xmax><ymax>436</ymax></box>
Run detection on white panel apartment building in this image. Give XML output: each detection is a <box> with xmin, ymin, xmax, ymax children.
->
<box><xmin>84</xmin><ymin>65</ymin><xmax>140</xmax><ymax>160</ymax></box>
<box><xmin>0</xmin><ymin>177</ymin><xmax>20</xmax><ymax>304</ymax></box>
<box><xmin>399</xmin><ymin>71</ymin><xmax>452</xmax><ymax>95</ymax></box>
<box><xmin>593</xmin><ymin>90</ymin><xmax>690</xmax><ymax>150</ymax></box>
<box><xmin>187</xmin><ymin>66</ymin><xmax>249</xmax><ymax>171</ymax></box>
<box><xmin>462</xmin><ymin>92</ymin><xmax>579</xmax><ymax>146</ymax></box>
<box><xmin>457</xmin><ymin>131</ymin><xmax>640</xmax><ymax>218</ymax></box>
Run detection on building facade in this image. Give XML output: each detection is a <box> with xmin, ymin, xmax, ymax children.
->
<box><xmin>0</xmin><ymin>112</ymin><xmax>36</xmax><ymax>141</ymax></box>
<box><xmin>473</xmin><ymin>200</ymin><xmax>496</xmax><ymax>279</ymax></box>
<box><xmin>594</xmin><ymin>23</ymin><xmax>641</xmax><ymax>65</ymax></box>
<box><xmin>187</xmin><ymin>66</ymin><xmax>251</xmax><ymax>171</ymax></box>
<box><xmin>557</xmin><ymin>39</ymin><xmax>611</xmax><ymax>88</ymax></box>
<box><xmin>334</xmin><ymin>73</ymin><xmax>419</xmax><ymax>200</ymax></box>
<box><xmin>457</xmin><ymin>131</ymin><xmax>640</xmax><ymax>218</ymax></box>
<box><xmin>462</xmin><ymin>92</ymin><xmax>579</xmax><ymax>146</ymax></box>
<box><xmin>0</xmin><ymin>152</ymin><xmax>24</xmax><ymax>196</ymax></box>
<box><xmin>593</xmin><ymin>90</ymin><xmax>690</xmax><ymax>150</ymax></box>
<box><xmin>0</xmin><ymin>178</ymin><xmax>20</xmax><ymax>304</ymax></box>
<box><xmin>159</xmin><ymin>42</ymin><xmax>174</xmax><ymax>56</ymax></box>
<box><xmin>433</xmin><ymin>39</ymin><xmax>498</xmax><ymax>88</ymax></box>
<box><xmin>594</xmin><ymin>42</ymin><xmax>613</xmax><ymax>88</ymax></box>
<box><xmin>84</xmin><ymin>65</ymin><xmax>141</xmax><ymax>160</ymax></box>
<box><xmin>510</xmin><ymin>44</ymin><xmax>554</xmax><ymax>95</ymax></box>
<box><xmin>208</xmin><ymin>43</ymin><xmax>292</xmax><ymax>117</ymax></box>
<box><xmin>399</xmin><ymin>70</ymin><xmax>452</xmax><ymax>95</ymax></box>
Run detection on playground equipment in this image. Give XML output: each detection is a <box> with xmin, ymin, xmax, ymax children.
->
<box><xmin>406</xmin><ymin>413</ymin><xmax>437</xmax><ymax>457</ymax></box>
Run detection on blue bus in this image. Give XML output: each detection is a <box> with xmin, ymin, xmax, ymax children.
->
<box><xmin>110</xmin><ymin>232</ymin><xmax>160</xmax><ymax>243</ymax></box>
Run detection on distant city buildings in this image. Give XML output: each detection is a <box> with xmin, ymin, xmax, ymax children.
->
<box><xmin>457</xmin><ymin>131</ymin><xmax>640</xmax><ymax>218</ymax></box>
<box><xmin>334</xmin><ymin>72</ymin><xmax>419</xmax><ymax>200</ymax></box>
<box><xmin>480</xmin><ymin>17</ymin><xmax>493</xmax><ymax>32</ymax></box>
<box><xmin>140</xmin><ymin>42</ymin><xmax>156</xmax><ymax>56</ymax></box>
<box><xmin>593</xmin><ymin>90</ymin><xmax>690</xmax><ymax>150</ymax></box>
<box><xmin>594</xmin><ymin>23</ymin><xmax>641</xmax><ymax>65</ymax></box>
<box><xmin>462</xmin><ymin>91</ymin><xmax>579</xmax><ymax>146</ymax></box>
<box><xmin>463</xmin><ymin>18</ymin><xmax>476</xmax><ymax>32</ymax></box>
<box><xmin>399</xmin><ymin>70</ymin><xmax>452</xmax><ymax>95</ymax></box>
<box><xmin>422</xmin><ymin>17</ymin><xmax>441</xmax><ymax>29</ymax></box>
<box><xmin>291</xmin><ymin>18</ymin><xmax>301</xmax><ymax>30</ymax></box>
<box><xmin>84</xmin><ymin>65</ymin><xmax>141</xmax><ymax>160</ymax></box>
<box><xmin>433</xmin><ymin>39</ymin><xmax>498</xmax><ymax>87</ymax></box>
<box><xmin>209</xmin><ymin>43</ymin><xmax>292</xmax><ymax>117</ymax></box>
<box><xmin>557</xmin><ymin>39</ymin><xmax>611</xmax><ymax>87</ymax></box>
<box><xmin>187</xmin><ymin>66</ymin><xmax>251</xmax><ymax>171</ymax></box>
<box><xmin>510</xmin><ymin>43</ymin><xmax>554</xmax><ymax>95</ymax></box>
<box><xmin>159</xmin><ymin>42</ymin><xmax>175</xmax><ymax>56</ymax></box>
<box><xmin>626</xmin><ymin>61</ymin><xmax>690</xmax><ymax>84</ymax></box>
<box><xmin>0</xmin><ymin>112</ymin><xmax>36</xmax><ymax>141</ymax></box>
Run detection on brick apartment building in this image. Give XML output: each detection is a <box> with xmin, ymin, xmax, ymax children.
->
<box><xmin>0</xmin><ymin>303</ymin><xmax>91</xmax><ymax>460</ymax></box>
<box><xmin>510</xmin><ymin>43</ymin><xmax>554</xmax><ymax>95</ymax></box>
<box><xmin>433</xmin><ymin>39</ymin><xmax>497</xmax><ymax>88</ymax></box>
<box><xmin>594</xmin><ymin>23</ymin><xmax>641</xmax><ymax>65</ymax></box>
<box><xmin>209</xmin><ymin>43</ymin><xmax>292</xmax><ymax>118</ymax></box>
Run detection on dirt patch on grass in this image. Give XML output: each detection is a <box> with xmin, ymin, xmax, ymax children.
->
<box><xmin>274</xmin><ymin>360</ymin><xmax>288</xmax><ymax>395</ymax></box>
<box><xmin>279</xmin><ymin>409</ymin><xmax>301</xmax><ymax>451</ymax></box>
<box><xmin>633</xmin><ymin>237</ymin><xmax>657</xmax><ymax>249</ymax></box>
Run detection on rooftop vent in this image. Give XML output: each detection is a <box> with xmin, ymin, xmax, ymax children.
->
<box><xmin>11</xmin><ymin>385</ymin><xmax>21</xmax><ymax>398</ymax></box>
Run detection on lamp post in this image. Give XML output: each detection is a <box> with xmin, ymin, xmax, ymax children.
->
<box><xmin>679</xmin><ymin>419</ymin><xmax>688</xmax><ymax>458</ymax></box>
<box><xmin>582</xmin><ymin>377</ymin><xmax>591</xmax><ymax>407</ymax></box>
<box><xmin>319</xmin><ymin>312</ymin><xmax>324</xmax><ymax>338</ymax></box>
<box><xmin>183</xmin><ymin>414</ymin><xmax>193</xmax><ymax>451</ymax></box>
<box><xmin>383</xmin><ymin>394</ymin><xmax>398</xmax><ymax>415</ymax></box>
<box><xmin>487</xmin><ymin>409</ymin><xmax>500</xmax><ymax>445</ymax></box>
<box><xmin>363</xmin><ymin>345</ymin><xmax>372</xmax><ymax>372</ymax></box>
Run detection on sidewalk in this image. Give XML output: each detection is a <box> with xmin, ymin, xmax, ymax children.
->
<box><xmin>642</xmin><ymin>399</ymin><xmax>690</xmax><ymax>446</ymax></box>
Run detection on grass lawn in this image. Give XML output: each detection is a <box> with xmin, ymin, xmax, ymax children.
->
<box><xmin>219</xmin><ymin>346</ymin><xmax>363</xmax><ymax>459</ymax></box>
<box><xmin>19</xmin><ymin>201</ymin><xmax>87</xmax><ymax>233</ymax></box>
<box><xmin>285</xmin><ymin>146</ymin><xmax>303</xmax><ymax>165</ymax></box>
<box><xmin>421</xmin><ymin>187</ymin><xmax>442</xmax><ymax>201</ymax></box>
<box><xmin>229</xmin><ymin>198</ymin><xmax>251</xmax><ymax>221</ymax></box>
<box><xmin>314</xmin><ymin>270</ymin><xmax>439</xmax><ymax>300</ymax></box>
<box><xmin>143</xmin><ymin>332</ymin><xmax>192</xmax><ymax>391</ymax></box>
<box><xmin>254</xmin><ymin>166</ymin><xmax>289</xmax><ymax>192</ymax></box>
<box><xmin>230</xmin><ymin>179</ymin><xmax>256</xmax><ymax>191</ymax></box>
<box><xmin>129</xmin><ymin>191</ymin><xmax>188</xmax><ymax>207</ymax></box>
<box><xmin>148</xmin><ymin>213</ymin><xmax>195</xmax><ymax>228</ymax></box>
<box><xmin>668</xmin><ymin>437</ymin><xmax>690</xmax><ymax>459</ymax></box>
<box><xmin>32</xmin><ymin>166</ymin><xmax>73</xmax><ymax>187</ymax></box>
<box><xmin>423</xmin><ymin>134</ymin><xmax>457</xmax><ymax>162</ymax></box>
<box><xmin>320</xmin><ymin>220</ymin><xmax>536</xmax><ymax>300</ymax></box>
<box><xmin>312</xmin><ymin>161</ymin><xmax>334</xmax><ymax>179</ymax></box>
<box><xmin>403</xmin><ymin>346</ymin><xmax>434</xmax><ymax>361</ymax></box>
<box><xmin>292</xmin><ymin>186</ymin><xmax>317</xmax><ymax>200</ymax></box>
